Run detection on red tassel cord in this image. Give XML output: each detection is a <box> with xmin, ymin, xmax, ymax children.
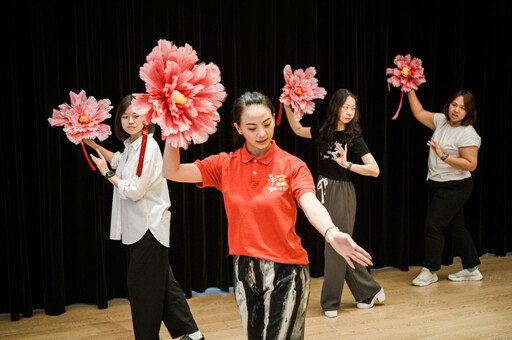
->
<box><xmin>136</xmin><ymin>126</ymin><xmax>149</xmax><ymax>177</ymax></box>
<box><xmin>81</xmin><ymin>140</ymin><xmax>96</xmax><ymax>171</ymax></box>
<box><xmin>391</xmin><ymin>90</ymin><xmax>404</xmax><ymax>120</ymax></box>
<box><xmin>276</xmin><ymin>102</ymin><xmax>283</xmax><ymax>126</ymax></box>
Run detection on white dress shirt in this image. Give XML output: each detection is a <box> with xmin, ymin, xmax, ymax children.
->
<box><xmin>109</xmin><ymin>134</ymin><xmax>171</xmax><ymax>247</ymax></box>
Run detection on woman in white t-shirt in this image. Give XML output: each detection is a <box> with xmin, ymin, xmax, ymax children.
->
<box><xmin>407</xmin><ymin>90</ymin><xmax>482</xmax><ymax>287</ymax></box>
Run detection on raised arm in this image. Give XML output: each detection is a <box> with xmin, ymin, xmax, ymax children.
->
<box><xmin>299</xmin><ymin>192</ymin><xmax>373</xmax><ymax>268</ymax></box>
<box><xmin>332</xmin><ymin>143</ymin><xmax>380</xmax><ymax>178</ymax></box>
<box><xmin>283</xmin><ymin>104</ymin><xmax>312</xmax><ymax>139</ymax></box>
<box><xmin>162</xmin><ymin>140</ymin><xmax>203</xmax><ymax>183</ymax></box>
<box><xmin>407</xmin><ymin>90</ymin><xmax>435</xmax><ymax>130</ymax></box>
<box><xmin>83</xmin><ymin>139</ymin><xmax>115</xmax><ymax>163</ymax></box>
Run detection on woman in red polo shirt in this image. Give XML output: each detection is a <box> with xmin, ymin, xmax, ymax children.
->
<box><xmin>162</xmin><ymin>91</ymin><xmax>372</xmax><ymax>340</ymax></box>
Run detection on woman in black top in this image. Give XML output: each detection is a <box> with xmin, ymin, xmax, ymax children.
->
<box><xmin>284</xmin><ymin>88</ymin><xmax>384</xmax><ymax>318</ymax></box>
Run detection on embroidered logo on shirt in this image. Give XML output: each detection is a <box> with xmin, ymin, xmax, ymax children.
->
<box><xmin>267</xmin><ymin>174</ymin><xmax>289</xmax><ymax>193</ymax></box>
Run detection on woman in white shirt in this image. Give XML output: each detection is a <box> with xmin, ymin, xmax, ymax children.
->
<box><xmin>85</xmin><ymin>95</ymin><xmax>204</xmax><ymax>340</ymax></box>
<box><xmin>407</xmin><ymin>90</ymin><xmax>482</xmax><ymax>287</ymax></box>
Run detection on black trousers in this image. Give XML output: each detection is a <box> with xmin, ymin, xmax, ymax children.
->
<box><xmin>423</xmin><ymin>177</ymin><xmax>481</xmax><ymax>271</ymax></box>
<box><xmin>126</xmin><ymin>230</ymin><xmax>199</xmax><ymax>340</ymax></box>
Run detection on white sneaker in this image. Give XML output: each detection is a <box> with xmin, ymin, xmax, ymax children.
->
<box><xmin>357</xmin><ymin>288</ymin><xmax>386</xmax><ymax>309</ymax></box>
<box><xmin>412</xmin><ymin>267</ymin><xmax>438</xmax><ymax>286</ymax></box>
<box><xmin>324</xmin><ymin>310</ymin><xmax>338</xmax><ymax>318</ymax></box>
<box><xmin>448</xmin><ymin>268</ymin><xmax>483</xmax><ymax>281</ymax></box>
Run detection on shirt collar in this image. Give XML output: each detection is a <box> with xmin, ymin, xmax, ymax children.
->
<box><xmin>241</xmin><ymin>140</ymin><xmax>278</xmax><ymax>165</ymax></box>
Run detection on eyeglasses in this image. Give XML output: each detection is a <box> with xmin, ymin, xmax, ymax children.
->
<box><xmin>450</xmin><ymin>102</ymin><xmax>466</xmax><ymax>112</ymax></box>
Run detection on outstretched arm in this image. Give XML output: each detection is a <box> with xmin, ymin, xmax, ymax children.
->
<box><xmin>283</xmin><ymin>104</ymin><xmax>312</xmax><ymax>139</ymax></box>
<box><xmin>299</xmin><ymin>192</ymin><xmax>373</xmax><ymax>268</ymax></box>
<box><xmin>162</xmin><ymin>140</ymin><xmax>203</xmax><ymax>183</ymax></box>
<box><xmin>407</xmin><ymin>90</ymin><xmax>435</xmax><ymax>130</ymax></box>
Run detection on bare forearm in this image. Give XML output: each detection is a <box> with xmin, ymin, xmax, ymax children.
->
<box><xmin>443</xmin><ymin>155</ymin><xmax>477</xmax><ymax>171</ymax></box>
<box><xmin>86</xmin><ymin>140</ymin><xmax>114</xmax><ymax>163</ymax></box>
<box><xmin>162</xmin><ymin>141</ymin><xmax>203</xmax><ymax>182</ymax></box>
<box><xmin>407</xmin><ymin>90</ymin><xmax>424</xmax><ymax>116</ymax></box>
<box><xmin>162</xmin><ymin>142</ymin><xmax>180</xmax><ymax>179</ymax></box>
<box><xmin>299</xmin><ymin>192</ymin><xmax>373</xmax><ymax>268</ymax></box>
<box><xmin>284</xmin><ymin>105</ymin><xmax>312</xmax><ymax>138</ymax></box>
<box><xmin>299</xmin><ymin>193</ymin><xmax>335</xmax><ymax>236</ymax></box>
<box><xmin>347</xmin><ymin>163</ymin><xmax>380</xmax><ymax>177</ymax></box>
<box><xmin>407</xmin><ymin>90</ymin><xmax>435</xmax><ymax>130</ymax></box>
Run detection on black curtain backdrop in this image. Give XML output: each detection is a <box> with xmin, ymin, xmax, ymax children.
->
<box><xmin>2</xmin><ymin>0</ymin><xmax>511</xmax><ymax>321</ymax></box>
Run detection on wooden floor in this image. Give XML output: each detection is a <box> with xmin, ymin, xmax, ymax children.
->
<box><xmin>2</xmin><ymin>254</ymin><xmax>511</xmax><ymax>339</ymax></box>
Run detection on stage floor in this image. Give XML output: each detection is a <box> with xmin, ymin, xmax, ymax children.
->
<box><xmin>2</xmin><ymin>254</ymin><xmax>511</xmax><ymax>339</ymax></box>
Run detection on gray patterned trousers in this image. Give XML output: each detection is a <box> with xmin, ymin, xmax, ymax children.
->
<box><xmin>233</xmin><ymin>255</ymin><xmax>310</xmax><ymax>340</ymax></box>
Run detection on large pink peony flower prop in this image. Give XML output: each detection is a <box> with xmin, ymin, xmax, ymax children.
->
<box><xmin>48</xmin><ymin>90</ymin><xmax>112</xmax><ymax>144</ymax></box>
<box><xmin>132</xmin><ymin>39</ymin><xmax>227</xmax><ymax>149</ymax></box>
<box><xmin>386</xmin><ymin>54</ymin><xmax>426</xmax><ymax>119</ymax></box>
<box><xmin>48</xmin><ymin>90</ymin><xmax>112</xmax><ymax>171</ymax></box>
<box><xmin>278</xmin><ymin>64</ymin><xmax>326</xmax><ymax>124</ymax></box>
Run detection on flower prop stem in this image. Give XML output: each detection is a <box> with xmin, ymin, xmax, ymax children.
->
<box><xmin>391</xmin><ymin>91</ymin><xmax>404</xmax><ymax>120</ymax></box>
<box><xmin>80</xmin><ymin>140</ymin><xmax>96</xmax><ymax>171</ymax></box>
<box><xmin>136</xmin><ymin>125</ymin><xmax>149</xmax><ymax>177</ymax></box>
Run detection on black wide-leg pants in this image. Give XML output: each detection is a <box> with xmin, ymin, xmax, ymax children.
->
<box><xmin>126</xmin><ymin>230</ymin><xmax>199</xmax><ymax>340</ymax></box>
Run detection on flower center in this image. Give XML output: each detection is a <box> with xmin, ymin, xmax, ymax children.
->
<box><xmin>401</xmin><ymin>67</ymin><xmax>410</xmax><ymax>77</ymax></box>
<box><xmin>173</xmin><ymin>93</ymin><xmax>187</xmax><ymax>105</ymax></box>
<box><xmin>78</xmin><ymin>115</ymin><xmax>90</xmax><ymax>124</ymax></box>
<box><xmin>294</xmin><ymin>86</ymin><xmax>303</xmax><ymax>95</ymax></box>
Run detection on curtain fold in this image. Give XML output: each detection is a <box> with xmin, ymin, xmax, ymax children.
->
<box><xmin>2</xmin><ymin>0</ymin><xmax>511</xmax><ymax>320</ymax></box>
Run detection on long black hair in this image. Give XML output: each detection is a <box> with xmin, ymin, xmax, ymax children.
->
<box><xmin>315</xmin><ymin>88</ymin><xmax>362</xmax><ymax>153</ymax></box>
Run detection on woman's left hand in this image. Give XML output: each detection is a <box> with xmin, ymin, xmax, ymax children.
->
<box><xmin>332</xmin><ymin>143</ymin><xmax>350</xmax><ymax>169</ymax></box>
<box><xmin>426</xmin><ymin>138</ymin><xmax>443</xmax><ymax>158</ymax></box>
<box><xmin>90</xmin><ymin>148</ymin><xmax>110</xmax><ymax>176</ymax></box>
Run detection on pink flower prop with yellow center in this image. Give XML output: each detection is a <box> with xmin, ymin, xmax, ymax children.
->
<box><xmin>48</xmin><ymin>90</ymin><xmax>113</xmax><ymax>170</ymax></box>
<box><xmin>277</xmin><ymin>64</ymin><xmax>326</xmax><ymax>125</ymax></box>
<box><xmin>132</xmin><ymin>39</ymin><xmax>227</xmax><ymax>149</ymax></box>
<box><xmin>386</xmin><ymin>54</ymin><xmax>426</xmax><ymax>119</ymax></box>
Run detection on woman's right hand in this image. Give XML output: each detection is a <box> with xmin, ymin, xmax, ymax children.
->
<box><xmin>328</xmin><ymin>230</ymin><xmax>373</xmax><ymax>269</ymax></box>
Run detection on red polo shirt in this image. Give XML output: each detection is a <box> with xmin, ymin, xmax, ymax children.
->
<box><xmin>194</xmin><ymin>141</ymin><xmax>315</xmax><ymax>265</ymax></box>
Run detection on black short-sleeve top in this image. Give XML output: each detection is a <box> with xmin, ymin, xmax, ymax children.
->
<box><xmin>311</xmin><ymin>125</ymin><xmax>370</xmax><ymax>181</ymax></box>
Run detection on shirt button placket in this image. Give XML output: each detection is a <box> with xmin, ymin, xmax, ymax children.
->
<box><xmin>251</xmin><ymin>159</ymin><xmax>258</xmax><ymax>187</ymax></box>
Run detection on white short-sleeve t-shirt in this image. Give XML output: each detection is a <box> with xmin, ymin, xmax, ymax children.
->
<box><xmin>427</xmin><ymin>113</ymin><xmax>481</xmax><ymax>182</ymax></box>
